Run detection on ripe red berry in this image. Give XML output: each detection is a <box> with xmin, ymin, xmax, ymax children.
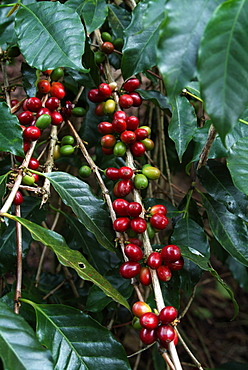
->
<box><xmin>112</xmin><ymin>118</ymin><xmax>127</xmax><ymax>133</ymax></box>
<box><xmin>18</xmin><ymin>111</ymin><xmax>34</xmax><ymax>125</ymax></box>
<box><xmin>134</xmin><ymin>128</ymin><xmax>148</xmax><ymax>141</ymax></box>
<box><xmin>124</xmin><ymin>243</ymin><xmax>143</xmax><ymax>261</ymax></box>
<box><xmin>100</xmin><ymin>134</ymin><xmax>116</xmax><ymax>148</ymax></box>
<box><xmin>113</xmin><ymin>217</ymin><xmax>130</xmax><ymax>232</ymax></box>
<box><xmin>13</xmin><ymin>191</ymin><xmax>23</xmax><ymax>205</ymax></box>
<box><xmin>36</xmin><ymin>107</ymin><xmax>51</xmax><ymax>119</ymax></box>
<box><xmin>23</xmin><ymin>141</ymin><xmax>31</xmax><ymax>153</ymax></box>
<box><xmin>130</xmin><ymin>141</ymin><xmax>146</xmax><ymax>157</ymax></box>
<box><xmin>119</xmin><ymin>261</ymin><xmax>141</xmax><ymax>279</ymax></box>
<box><xmin>159</xmin><ymin>306</ymin><xmax>178</xmax><ymax>324</ymax></box>
<box><xmin>157</xmin><ymin>265</ymin><xmax>172</xmax><ymax>282</ymax></box>
<box><xmin>28</xmin><ymin>158</ymin><xmax>39</xmax><ymax>170</ymax></box>
<box><xmin>11</xmin><ymin>99</ymin><xmax>19</xmax><ymax>108</ymax></box>
<box><xmin>98</xmin><ymin>83</ymin><xmax>112</xmax><ymax>99</ymax></box>
<box><xmin>126</xmin><ymin>115</ymin><xmax>139</xmax><ymax>131</ymax></box>
<box><xmin>37</xmin><ymin>79</ymin><xmax>51</xmax><ymax>94</ymax></box>
<box><xmin>130</xmin><ymin>217</ymin><xmax>147</xmax><ymax>234</ymax></box>
<box><xmin>128</xmin><ymin>237</ymin><xmax>143</xmax><ymax>248</ymax></box>
<box><xmin>132</xmin><ymin>301</ymin><xmax>152</xmax><ymax>317</ymax></box>
<box><xmin>129</xmin><ymin>92</ymin><xmax>142</xmax><ymax>107</ymax></box>
<box><xmin>50</xmin><ymin>82</ymin><xmax>66</xmax><ymax>100</ymax></box>
<box><xmin>140</xmin><ymin>312</ymin><xmax>159</xmax><ymax>330</ymax></box>
<box><xmin>118</xmin><ymin>166</ymin><xmax>133</xmax><ymax>180</ymax></box>
<box><xmin>25</xmin><ymin>97</ymin><xmax>42</xmax><ymax>112</ymax></box>
<box><xmin>112</xmin><ymin>198</ymin><xmax>129</xmax><ymax>216</ymax></box>
<box><xmin>161</xmin><ymin>330</ymin><xmax>178</xmax><ymax>349</ymax></box>
<box><xmin>119</xmin><ymin>94</ymin><xmax>133</xmax><ymax>109</ymax></box>
<box><xmin>140</xmin><ymin>328</ymin><xmax>157</xmax><ymax>345</ymax></box>
<box><xmin>156</xmin><ymin>325</ymin><xmax>175</xmax><ymax>344</ymax></box>
<box><xmin>113</xmin><ymin>110</ymin><xmax>128</xmax><ymax>121</ymax></box>
<box><xmin>150</xmin><ymin>213</ymin><xmax>169</xmax><ymax>230</ymax></box>
<box><xmin>120</xmin><ymin>130</ymin><xmax>136</xmax><ymax>144</ymax></box>
<box><xmin>45</xmin><ymin>97</ymin><xmax>60</xmax><ymax>111</ymax></box>
<box><xmin>101</xmin><ymin>147</ymin><xmax>113</xmax><ymax>155</ymax></box>
<box><xmin>139</xmin><ymin>266</ymin><xmax>152</xmax><ymax>286</ymax></box>
<box><xmin>98</xmin><ymin>121</ymin><xmax>114</xmax><ymax>135</ymax></box>
<box><xmin>51</xmin><ymin>111</ymin><xmax>63</xmax><ymax>126</ymax></box>
<box><xmin>88</xmin><ymin>88</ymin><xmax>104</xmax><ymax>103</ymax></box>
<box><xmin>127</xmin><ymin>202</ymin><xmax>142</xmax><ymax>217</ymax></box>
<box><xmin>105</xmin><ymin>167</ymin><xmax>120</xmax><ymax>180</ymax></box>
<box><xmin>150</xmin><ymin>204</ymin><xmax>167</xmax><ymax>216</ymax></box>
<box><xmin>101</xmin><ymin>41</ymin><xmax>114</xmax><ymax>54</ymax></box>
<box><xmin>166</xmin><ymin>257</ymin><xmax>184</xmax><ymax>271</ymax></box>
<box><xmin>147</xmin><ymin>251</ymin><xmax>163</xmax><ymax>269</ymax></box>
<box><xmin>161</xmin><ymin>245</ymin><xmax>181</xmax><ymax>263</ymax></box>
<box><xmin>113</xmin><ymin>179</ymin><xmax>133</xmax><ymax>198</ymax></box>
<box><xmin>123</xmin><ymin>78</ymin><xmax>140</xmax><ymax>92</ymax></box>
<box><xmin>23</xmin><ymin>126</ymin><xmax>41</xmax><ymax>141</ymax></box>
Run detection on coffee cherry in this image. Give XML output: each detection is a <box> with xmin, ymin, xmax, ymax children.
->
<box><xmin>36</xmin><ymin>108</ymin><xmax>52</xmax><ymax>119</ymax></box>
<box><xmin>72</xmin><ymin>107</ymin><xmax>86</xmax><ymax>117</ymax></box>
<box><xmin>132</xmin><ymin>301</ymin><xmax>152</xmax><ymax>317</ymax></box>
<box><xmin>113</xmin><ymin>141</ymin><xmax>127</xmax><ymax>157</ymax></box>
<box><xmin>112</xmin><ymin>198</ymin><xmax>129</xmax><ymax>216</ymax></box>
<box><xmin>79</xmin><ymin>165</ymin><xmax>92</xmax><ymax>178</ymax></box>
<box><xmin>150</xmin><ymin>204</ymin><xmax>167</xmax><ymax>216</ymax></box>
<box><xmin>127</xmin><ymin>202</ymin><xmax>142</xmax><ymax>218</ymax></box>
<box><xmin>113</xmin><ymin>179</ymin><xmax>133</xmax><ymax>197</ymax></box>
<box><xmin>113</xmin><ymin>111</ymin><xmax>128</xmax><ymax>121</ymax></box>
<box><xmin>139</xmin><ymin>266</ymin><xmax>152</xmax><ymax>286</ymax></box>
<box><xmin>113</xmin><ymin>217</ymin><xmax>130</xmax><ymax>232</ymax></box>
<box><xmin>161</xmin><ymin>245</ymin><xmax>181</xmax><ymax>263</ymax></box>
<box><xmin>22</xmin><ymin>174</ymin><xmax>35</xmax><ymax>186</ymax></box>
<box><xmin>119</xmin><ymin>166</ymin><xmax>133</xmax><ymax>180</ymax></box>
<box><xmin>130</xmin><ymin>141</ymin><xmax>146</xmax><ymax>157</ymax></box>
<box><xmin>129</xmin><ymin>92</ymin><xmax>142</xmax><ymax>107</ymax></box>
<box><xmin>128</xmin><ymin>237</ymin><xmax>143</xmax><ymax>248</ymax></box>
<box><xmin>98</xmin><ymin>121</ymin><xmax>114</xmax><ymax>135</ymax></box>
<box><xmin>88</xmin><ymin>88</ymin><xmax>104</xmax><ymax>103</ymax></box>
<box><xmin>124</xmin><ymin>243</ymin><xmax>143</xmax><ymax>261</ymax></box>
<box><xmin>103</xmin><ymin>99</ymin><xmax>116</xmax><ymax>115</ymax></box>
<box><xmin>156</xmin><ymin>325</ymin><xmax>175</xmax><ymax>344</ymax></box>
<box><xmin>98</xmin><ymin>83</ymin><xmax>112</xmax><ymax>99</ymax></box>
<box><xmin>130</xmin><ymin>217</ymin><xmax>147</xmax><ymax>234</ymax></box>
<box><xmin>140</xmin><ymin>328</ymin><xmax>157</xmax><ymax>345</ymax></box>
<box><xmin>102</xmin><ymin>147</ymin><xmax>113</xmax><ymax>155</ymax></box>
<box><xmin>101</xmin><ymin>134</ymin><xmax>116</xmax><ymax>148</ymax></box>
<box><xmin>23</xmin><ymin>126</ymin><xmax>40</xmax><ymax>141</ymax></box>
<box><xmin>134</xmin><ymin>128</ymin><xmax>148</xmax><ymax>141</ymax></box>
<box><xmin>50</xmin><ymin>111</ymin><xmax>63</xmax><ymax>126</ymax></box>
<box><xmin>113</xmin><ymin>37</ymin><xmax>124</xmax><ymax>50</ymax></box>
<box><xmin>112</xmin><ymin>118</ymin><xmax>127</xmax><ymax>133</ymax></box>
<box><xmin>101</xmin><ymin>41</ymin><xmax>115</xmax><ymax>54</ymax></box>
<box><xmin>161</xmin><ymin>330</ymin><xmax>178</xmax><ymax>349</ymax></box>
<box><xmin>50</xmin><ymin>82</ymin><xmax>65</xmax><ymax>100</ymax></box>
<box><xmin>146</xmin><ymin>222</ymin><xmax>155</xmax><ymax>239</ymax></box>
<box><xmin>94</xmin><ymin>50</ymin><xmax>105</xmax><ymax>64</ymax></box>
<box><xmin>126</xmin><ymin>115</ymin><xmax>139</xmax><ymax>131</ymax></box>
<box><xmin>35</xmin><ymin>114</ymin><xmax>52</xmax><ymax>129</ymax></box>
<box><xmin>105</xmin><ymin>167</ymin><xmax>120</xmax><ymax>180</ymax></box>
<box><xmin>147</xmin><ymin>251</ymin><xmax>162</xmax><ymax>269</ymax></box>
<box><xmin>50</xmin><ymin>67</ymin><xmax>64</xmax><ymax>81</ymax></box>
<box><xmin>18</xmin><ymin>111</ymin><xmax>34</xmax><ymax>125</ymax></box>
<box><xmin>95</xmin><ymin>102</ymin><xmax>106</xmax><ymax>117</ymax></box>
<box><xmin>157</xmin><ymin>265</ymin><xmax>172</xmax><ymax>282</ymax></box>
<box><xmin>28</xmin><ymin>158</ymin><xmax>39</xmax><ymax>170</ymax></box>
<box><xmin>132</xmin><ymin>316</ymin><xmax>143</xmax><ymax>330</ymax></box>
<box><xmin>25</xmin><ymin>97</ymin><xmax>42</xmax><ymax>112</ymax></box>
<box><xmin>140</xmin><ymin>312</ymin><xmax>159</xmax><ymax>330</ymax></box>
<box><xmin>37</xmin><ymin>79</ymin><xmax>51</xmax><ymax>94</ymax></box>
<box><xmin>119</xmin><ymin>94</ymin><xmax>133</xmax><ymax>109</ymax></box>
<box><xmin>134</xmin><ymin>174</ymin><xmax>149</xmax><ymax>190</ymax></box>
<box><xmin>23</xmin><ymin>142</ymin><xmax>31</xmax><ymax>153</ymax></box>
<box><xmin>101</xmin><ymin>32</ymin><xmax>113</xmax><ymax>42</ymax></box>
<box><xmin>45</xmin><ymin>97</ymin><xmax>60</xmax><ymax>111</ymax></box>
<box><xmin>142</xmin><ymin>166</ymin><xmax>161</xmax><ymax>180</ymax></box>
<box><xmin>123</xmin><ymin>78</ymin><xmax>140</xmax><ymax>92</ymax></box>
<box><xmin>166</xmin><ymin>257</ymin><xmax>184</xmax><ymax>271</ymax></box>
<box><xmin>150</xmin><ymin>214</ymin><xmax>169</xmax><ymax>230</ymax></box>
<box><xmin>61</xmin><ymin>135</ymin><xmax>75</xmax><ymax>146</ymax></box>
<box><xmin>13</xmin><ymin>191</ymin><xmax>23</xmax><ymax>205</ymax></box>
<box><xmin>53</xmin><ymin>144</ymin><xmax>61</xmax><ymax>160</ymax></box>
<box><xmin>159</xmin><ymin>306</ymin><xmax>178</xmax><ymax>324</ymax></box>
<box><xmin>141</xmin><ymin>138</ymin><xmax>154</xmax><ymax>151</ymax></box>
<box><xmin>119</xmin><ymin>261</ymin><xmax>141</xmax><ymax>279</ymax></box>
<box><xmin>59</xmin><ymin>145</ymin><xmax>75</xmax><ymax>156</ymax></box>
<box><xmin>120</xmin><ymin>130</ymin><xmax>136</xmax><ymax>144</ymax></box>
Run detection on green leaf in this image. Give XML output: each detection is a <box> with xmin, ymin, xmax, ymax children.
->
<box><xmin>184</xmin><ymin>81</ymin><xmax>201</xmax><ymax>100</ymax></box>
<box><xmin>0</xmin><ymin>102</ymin><xmax>24</xmax><ymax>156</ymax></box>
<box><xmin>15</xmin><ymin>2</ymin><xmax>87</xmax><ymax>72</ymax></box>
<box><xmin>227</xmin><ymin>136</ymin><xmax>248</xmax><ymax>195</ymax></box>
<box><xmin>67</xmin><ymin>0</ymin><xmax>108</xmax><ymax>34</ymax></box>
<box><xmin>21</xmin><ymin>62</ymin><xmax>38</xmax><ymax>98</ymax></box>
<box><xmin>197</xmin><ymin>0</ymin><xmax>248</xmax><ymax>141</ymax></box>
<box><xmin>79</xmin><ymin>99</ymin><xmax>104</xmax><ymax>148</ymax></box>
<box><xmin>0</xmin><ymin>172</ymin><xmax>9</xmax><ymax>208</ymax></box>
<box><xmin>22</xmin><ymin>301</ymin><xmax>132</xmax><ymax>370</ymax></box>
<box><xmin>121</xmin><ymin>2</ymin><xmax>161</xmax><ymax>80</ymax></box>
<box><xmin>197</xmin><ymin>160</ymin><xmax>248</xmax><ymax>221</ymax></box>
<box><xmin>6</xmin><ymin>215</ymin><xmax>129</xmax><ymax>310</ymax></box>
<box><xmin>202</xmin><ymin>194</ymin><xmax>248</xmax><ymax>267</ymax></box>
<box><xmin>45</xmin><ymin>171</ymin><xmax>115</xmax><ymax>252</ymax></box>
<box><xmin>142</xmin><ymin>0</ymin><xmax>166</xmax><ymax>29</ymax></box>
<box><xmin>226</xmin><ymin>256</ymin><xmax>248</xmax><ymax>292</ymax></box>
<box><xmin>169</xmin><ymin>96</ymin><xmax>197</xmax><ymax>161</ymax></box>
<box><xmin>107</xmin><ymin>4</ymin><xmax>131</xmax><ymax>39</ymax></box>
<box><xmin>0</xmin><ymin>300</ymin><xmax>54</xmax><ymax>369</ymax></box>
<box><xmin>136</xmin><ymin>89</ymin><xmax>171</xmax><ymax>110</ymax></box>
<box><xmin>157</xmin><ymin>0</ymin><xmax>221</xmax><ymax>98</ymax></box>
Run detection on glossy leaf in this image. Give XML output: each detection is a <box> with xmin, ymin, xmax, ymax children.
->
<box><xmin>21</xmin><ymin>62</ymin><xmax>38</xmax><ymax>98</ymax></box>
<box><xmin>202</xmin><ymin>194</ymin><xmax>248</xmax><ymax>267</ymax></box>
<box><xmin>5</xmin><ymin>215</ymin><xmax>129</xmax><ymax>310</ymax></box>
<box><xmin>15</xmin><ymin>2</ymin><xmax>87</xmax><ymax>72</ymax></box>
<box><xmin>227</xmin><ymin>136</ymin><xmax>248</xmax><ymax>195</ymax></box>
<box><xmin>0</xmin><ymin>300</ymin><xmax>54</xmax><ymax>369</ymax></box>
<box><xmin>107</xmin><ymin>4</ymin><xmax>131</xmax><ymax>39</ymax></box>
<box><xmin>0</xmin><ymin>172</ymin><xmax>9</xmax><ymax>208</ymax></box>
<box><xmin>184</xmin><ymin>81</ymin><xmax>201</xmax><ymax>100</ymax></box>
<box><xmin>67</xmin><ymin>0</ymin><xmax>108</xmax><ymax>34</ymax></box>
<box><xmin>45</xmin><ymin>172</ymin><xmax>115</xmax><ymax>252</ymax></box>
<box><xmin>225</xmin><ymin>109</ymin><xmax>248</xmax><ymax>148</ymax></box>
<box><xmin>0</xmin><ymin>102</ymin><xmax>24</xmax><ymax>156</ymax></box>
<box><xmin>121</xmin><ymin>2</ymin><xmax>161</xmax><ymax>80</ymax></box>
<box><xmin>22</xmin><ymin>301</ymin><xmax>132</xmax><ymax>370</ymax></box>
<box><xmin>136</xmin><ymin>89</ymin><xmax>171</xmax><ymax>110</ymax></box>
<box><xmin>169</xmin><ymin>95</ymin><xmax>197</xmax><ymax>161</ymax></box>
<box><xmin>79</xmin><ymin>99</ymin><xmax>104</xmax><ymax>148</ymax></box>
<box><xmin>226</xmin><ymin>256</ymin><xmax>248</xmax><ymax>292</ymax></box>
<box><xmin>197</xmin><ymin>160</ymin><xmax>248</xmax><ymax>221</ymax></box>
<box><xmin>142</xmin><ymin>0</ymin><xmax>166</xmax><ymax>28</ymax></box>
<box><xmin>197</xmin><ymin>0</ymin><xmax>248</xmax><ymax>141</ymax></box>
<box><xmin>157</xmin><ymin>0</ymin><xmax>221</xmax><ymax>98</ymax></box>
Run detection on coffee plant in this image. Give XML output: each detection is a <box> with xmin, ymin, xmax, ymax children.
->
<box><xmin>0</xmin><ymin>0</ymin><xmax>248</xmax><ymax>369</ymax></box>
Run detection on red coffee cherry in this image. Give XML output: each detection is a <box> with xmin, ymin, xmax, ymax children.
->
<box><xmin>112</xmin><ymin>198</ymin><xmax>129</xmax><ymax>216</ymax></box>
<box><xmin>126</xmin><ymin>115</ymin><xmax>139</xmax><ymax>131</ymax></box>
<box><xmin>36</xmin><ymin>107</ymin><xmax>51</xmax><ymax>119</ymax></box>
<box><xmin>28</xmin><ymin>158</ymin><xmax>39</xmax><ymax>170</ymax></box>
<box><xmin>98</xmin><ymin>121</ymin><xmax>114</xmax><ymax>135</ymax></box>
<box><xmin>119</xmin><ymin>261</ymin><xmax>141</xmax><ymax>279</ymax></box>
<box><xmin>113</xmin><ymin>217</ymin><xmax>130</xmax><ymax>232</ymax></box>
<box><xmin>166</xmin><ymin>257</ymin><xmax>184</xmax><ymax>271</ymax></box>
<box><xmin>127</xmin><ymin>202</ymin><xmax>142</xmax><ymax>217</ymax></box>
<box><xmin>156</xmin><ymin>325</ymin><xmax>175</xmax><ymax>344</ymax></box>
<box><xmin>37</xmin><ymin>79</ymin><xmax>51</xmax><ymax>94</ymax></box>
<box><xmin>23</xmin><ymin>141</ymin><xmax>31</xmax><ymax>153</ymax></box>
<box><xmin>113</xmin><ymin>179</ymin><xmax>133</xmax><ymax>197</ymax></box>
<box><xmin>118</xmin><ymin>166</ymin><xmax>133</xmax><ymax>180</ymax></box>
<box><xmin>139</xmin><ymin>266</ymin><xmax>152</xmax><ymax>286</ymax></box>
<box><xmin>123</xmin><ymin>78</ymin><xmax>140</xmax><ymax>92</ymax></box>
<box><xmin>95</xmin><ymin>102</ymin><xmax>105</xmax><ymax>117</ymax></box>
<box><xmin>113</xmin><ymin>110</ymin><xmax>128</xmax><ymax>121</ymax></box>
<box><xmin>112</xmin><ymin>118</ymin><xmax>127</xmax><ymax>133</ymax></box>
<box><xmin>101</xmin><ymin>41</ymin><xmax>115</xmax><ymax>54</ymax></box>
<box><xmin>105</xmin><ymin>167</ymin><xmax>120</xmax><ymax>180</ymax></box>
<box><xmin>11</xmin><ymin>99</ymin><xmax>19</xmax><ymax>108</ymax></box>
<box><xmin>147</xmin><ymin>251</ymin><xmax>163</xmax><ymax>269</ymax></box>
<box><xmin>50</xmin><ymin>82</ymin><xmax>66</xmax><ymax>100</ymax></box>
<box><xmin>88</xmin><ymin>88</ymin><xmax>104</xmax><ymax>103</ymax></box>
<box><xmin>161</xmin><ymin>330</ymin><xmax>178</xmax><ymax>349</ymax></box>
<box><xmin>98</xmin><ymin>83</ymin><xmax>112</xmax><ymax>99</ymax></box>
<box><xmin>101</xmin><ymin>147</ymin><xmax>113</xmax><ymax>155</ymax></box>
<box><xmin>140</xmin><ymin>312</ymin><xmax>159</xmax><ymax>330</ymax></box>
<box><xmin>25</xmin><ymin>97</ymin><xmax>42</xmax><ymax>112</ymax></box>
<box><xmin>130</xmin><ymin>141</ymin><xmax>146</xmax><ymax>157</ymax></box>
<box><xmin>124</xmin><ymin>243</ymin><xmax>143</xmax><ymax>261</ymax></box>
<box><xmin>157</xmin><ymin>265</ymin><xmax>172</xmax><ymax>282</ymax></box>
<box><xmin>159</xmin><ymin>306</ymin><xmax>178</xmax><ymax>324</ymax></box>
<box><xmin>45</xmin><ymin>97</ymin><xmax>60</xmax><ymax>111</ymax></box>
<box><xmin>129</xmin><ymin>92</ymin><xmax>142</xmax><ymax>107</ymax></box>
<box><xmin>51</xmin><ymin>111</ymin><xmax>63</xmax><ymax>126</ymax></box>
<box><xmin>100</xmin><ymin>134</ymin><xmax>116</xmax><ymax>148</ymax></box>
<box><xmin>150</xmin><ymin>204</ymin><xmax>167</xmax><ymax>216</ymax></box>
<box><xmin>150</xmin><ymin>214</ymin><xmax>169</xmax><ymax>230</ymax></box>
<box><xmin>140</xmin><ymin>328</ymin><xmax>157</xmax><ymax>345</ymax></box>
<box><xmin>130</xmin><ymin>217</ymin><xmax>147</xmax><ymax>234</ymax></box>
<box><xmin>161</xmin><ymin>245</ymin><xmax>181</xmax><ymax>263</ymax></box>
<box><xmin>132</xmin><ymin>301</ymin><xmax>152</xmax><ymax>317</ymax></box>
<box><xmin>119</xmin><ymin>94</ymin><xmax>133</xmax><ymax>109</ymax></box>
<box><xmin>18</xmin><ymin>111</ymin><xmax>34</xmax><ymax>125</ymax></box>
<box><xmin>128</xmin><ymin>237</ymin><xmax>143</xmax><ymax>248</ymax></box>
<box><xmin>134</xmin><ymin>128</ymin><xmax>148</xmax><ymax>141</ymax></box>
<box><xmin>120</xmin><ymin>130</ymin><xmax>136</xmax><ymax>144</ymax></box>
<box><xmin>23</xmin><ymin>126</ymin><xmax>41</xmax><ymax>141</ymax></box>
<box><xmin>13</xmin><ymin>191</ymin><xmax>23</xmax><ymax>205</ymax></box>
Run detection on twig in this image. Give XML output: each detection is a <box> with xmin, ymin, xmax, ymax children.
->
<box><xmin>43</xmin><ymin>280</ymin><xmax>66</xmax><ymax>300</ymax></box>
<box><xmin>196</xmin><ymin>124</ymin><xmax>216</xmax><ymax>170</ymax></box>
<box><xmin>179</xmin><ymin>284</ymin><xmax>197</xmax><ymax>320</ymax></box>
<box><xmin>175</xmin><ymin>328</ymin><xmax>204</xmax><ymax>370</ymax></box>
<box><xmin>14</xmin><ymin>205</ymin><xmax>22</xmax><ymax>314</ymax></box>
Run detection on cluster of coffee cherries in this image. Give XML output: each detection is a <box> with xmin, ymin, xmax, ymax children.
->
<box><xmin>132</xmin><ymin>301</ymin><xmax>178</xmax><ymax>347</ymax></box>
